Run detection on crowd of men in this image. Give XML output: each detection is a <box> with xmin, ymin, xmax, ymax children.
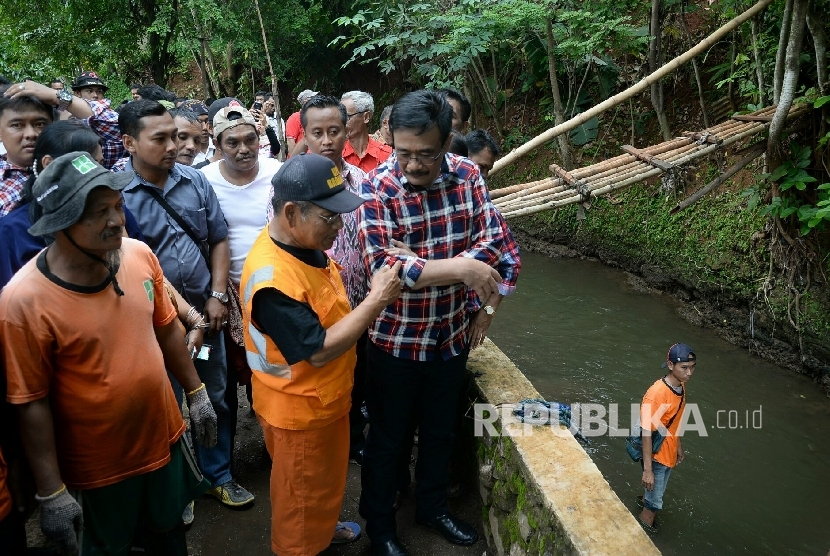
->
<box><xmin>0</xmin><ymin>70</ymin><xmax>520</xmax><ymax>556</ymax></box>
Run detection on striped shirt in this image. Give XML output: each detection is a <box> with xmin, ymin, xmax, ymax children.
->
<box><xmin>0</xmin><ymin>156</ymin><xmax>29</xmax><ymax>217</ymax></box>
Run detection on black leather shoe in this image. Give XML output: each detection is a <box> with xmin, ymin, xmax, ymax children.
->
<box><xmin>372</xmin><ymin>537</ymin><xmax>408</xmax><ymax>556</ymax></box>
<box><xmin>416</xmin><ymin>513</ymin><xmax>479</xmax><ymax>546</ymax></box>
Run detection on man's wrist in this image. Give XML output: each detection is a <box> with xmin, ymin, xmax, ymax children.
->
<box><xmin>209</xmin><ymin>290</ymin><xmax>228</xmax><ymax>303</ymax></box>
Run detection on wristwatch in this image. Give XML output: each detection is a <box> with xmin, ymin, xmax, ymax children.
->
<box><xmin>484</xmin><ymin>305</ymin><xmax>496</xmax><ymax>315</ymax></box>
<box><xmin>209</xmin><ymin>290</ymin><xmax>229</xmax><ymax>303</ymax></box>
<box><xmin>56</xmin><ymin>89</ymin><xmax>73</xmax><ymax>112</ymax></box>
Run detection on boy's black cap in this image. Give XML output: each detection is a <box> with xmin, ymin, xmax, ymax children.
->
<box><xmin>271</xmin><ymin>153</ymin><xmax>363</xmax><ymax>214</ymax></box>
<box><xmin>29</xmin><ymin>152</ymin><xmax>132</xmax><ymax>236</ymax></box>
<box><xmin>662</xmin><ymin>343</ymin><xmax>696</xmax><ymax>368</ymax></box>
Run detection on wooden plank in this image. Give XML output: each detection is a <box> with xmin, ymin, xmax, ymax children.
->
<box><xmin>620</xmin><ymin>145</ymin><xmax>674</xmax><ymax>171</ymax></box>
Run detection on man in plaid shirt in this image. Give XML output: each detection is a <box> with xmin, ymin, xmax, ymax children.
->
<box><xmin>357</xmin><ymin>90</ymin><xmax>519</xmax><ymax>556</ymax></box>
<box><xmin>0</xmin><ymin>80</ymin><xmax>126</xmax><ymax>217</ymax></box>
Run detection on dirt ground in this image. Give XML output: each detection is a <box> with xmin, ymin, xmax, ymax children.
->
<box><xmin>184</xmin><ymin>387</ymin><xmax>485</xmax><ymax>556</ymax></box>
<box><xmin>25</xmin><ymin>386</ymin><xmax>485</xmax><ymax>555</ymax></box>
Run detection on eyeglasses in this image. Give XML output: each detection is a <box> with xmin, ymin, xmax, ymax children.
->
<box><xmin>346</xmin><ymin>110</ymin><xmax>368</xmax><ymax>119</ymax></box>
<box><xmin>396</xmin><ymin>149</ymin><xmax>445</xmax><ymax>167</ymax></box>
<box><xmin>310</xmin><ymin>211</ymin><xmax>341</xmax><ymax>226</ymax></box>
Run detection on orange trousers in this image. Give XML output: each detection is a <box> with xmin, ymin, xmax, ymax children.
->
<box><xmin>256</xmin><ymin>413</ymin><xmax>349</xmax><ymax>556</ymax></box>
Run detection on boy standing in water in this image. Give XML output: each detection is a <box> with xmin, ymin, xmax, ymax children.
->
<box><xmin>638</xmin><ymin>342</ymin><xmax>695</xmax><ymax>532</ymax></box>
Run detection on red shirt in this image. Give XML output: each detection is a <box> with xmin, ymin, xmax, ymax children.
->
<box><xmin>343</xmin><ymin>136</ymin><xmax>392</xmax><ymax>173</ymax></box>
<box><xmin>285</xmin><ymin>111</ymin><xmax>303</xmax><ymax>143</ymax></box>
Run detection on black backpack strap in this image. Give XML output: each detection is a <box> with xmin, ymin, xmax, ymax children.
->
<box><xmin>145</xmin><ymin>187</ymin><xmax>210</xmax><ymax>265</ymax></box>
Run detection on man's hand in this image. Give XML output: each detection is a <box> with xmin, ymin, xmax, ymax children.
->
<box><xmin>203</xmin><ymin>297</ymin><xmax>227</xmax><ymax>334</ymax></box>
<box><xmin>468</xmin><ymin>308</ymin><xmax>493</xmax><ymax>350</ymax></box>
<box><xmin>676</xmin><ymin>445</ymin><xmax>685</xmax><ymax>465</ymax></box>
<box><xmin>462</xmin><ymin>259</ymin><xmax>501</xmax><ymax>301</ymax></box>
<box><xmin>386</xmin><ymin>239</ymin><xmax>416</xmax><ymax>258</ymax></box>
<box><xmin>4</xmin><ymin>81</ymin><xmax>59</xmax><ymax>106</ymax></box>
<box><xmin>36</xmin><ymin>487</ymin><xmax>83</xmax><ymax>556</ymax></box>
<box><xmin>186</xmin><ymin>327</ymin><xmax>205</xmax><ymax>359</ymax></box>
<box><xmin>641</xmin><ymin>469</ymin><xmax>655</xmax><ymax>491</ymax></box>
<box><xmin>186</xmin><ymin>384</ymin><xmax>218</xmax><ymax>448</ymax></box>
<box><xmin>367</xmin><ymin>261</ymin><xmax>402</xmax><ymax>307</ymax></box>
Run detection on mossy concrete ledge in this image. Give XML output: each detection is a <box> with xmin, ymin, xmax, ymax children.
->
<box><xmin>468</xmin><ymin>339</ymin><xmax>660</xmax><ymax>556</ymax></box>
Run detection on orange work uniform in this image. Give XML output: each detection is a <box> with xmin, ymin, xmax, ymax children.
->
<box><xmin>241</xmin><ymin>227</ymin><xmax>354</xmax><ymax>556</ymax></box>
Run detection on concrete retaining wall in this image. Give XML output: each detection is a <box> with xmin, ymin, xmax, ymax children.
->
<box><xmin>468</xmin><ymin>340</ymin><xmax>660</xmax><ymax>556</ymax></box>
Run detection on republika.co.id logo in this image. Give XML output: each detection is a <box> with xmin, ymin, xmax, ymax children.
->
<box><xmin>472</xmin><ymin>402</ymin><xmax>763</xmax><ymax>438</ymax></box>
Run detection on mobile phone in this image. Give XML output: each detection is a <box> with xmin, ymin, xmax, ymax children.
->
<box><xmin>197</xmin><ymin>344</ymin><xmax>212</xmax><ymax>361</ymax></box>
<box><xmin>252</xmin><ymin>101</ymin><xmax>263</xmax><ymax>111</ymax></box>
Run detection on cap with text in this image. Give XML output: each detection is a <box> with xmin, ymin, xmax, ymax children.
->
<box><xmin>270</xmin><ymin>153</ymin><xmax>363</xmax><ymax>214</ymax></box>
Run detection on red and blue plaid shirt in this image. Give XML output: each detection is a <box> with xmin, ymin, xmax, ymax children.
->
<box><xmin>0</xmin><ymin>155</ymin><xmax>30</xmax><ymax>217</ymax></box>
<box><xmin>84</xmin><ymin>100</ymin><xmax>126</xmax><ymax>170</ymax></box>
<box><xmin>358</xmin><ymin>153</ymin><xmax>520</xmax><ymax>361</ymax></box>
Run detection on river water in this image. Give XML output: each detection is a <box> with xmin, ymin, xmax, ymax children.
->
<box><xmin>487</xmin><ymin>252</ymin><xmax>830</xmax><ymax>556</ymax></box>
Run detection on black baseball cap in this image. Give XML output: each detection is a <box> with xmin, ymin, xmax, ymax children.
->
<box><xmin>271</xmin><ymin>153</ymin><xmax>363</xmax><ymax>214</ymax></box>
<box><xmin>71</xmin><ymin>71</ymin><xmax>108</xmax><ymax>92</ymax></box>
<box><xmin>662</xmin><ymin>343</ymin><xmax>696</xmax><ymax>368</ymax></box>
<box><xmin>29</xmin><ymin>152</ymin><xmax>132</xmax><ymax>236</ymax></box>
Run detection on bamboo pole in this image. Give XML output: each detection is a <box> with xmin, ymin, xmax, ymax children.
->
<box><xmin>489</xmin><ymin>0</ymin><xmax>776</xmax><ymax>176</ymax></box>
<box><xmin>670</xmin><ymin>143</ymin><xmax>767</xmax><ymax>214</ymax></box>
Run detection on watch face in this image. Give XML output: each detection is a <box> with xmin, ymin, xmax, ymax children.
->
<box><xmin>58</xmin><ymin>89</ymin><xmax>73</xmax><ymax>102</ymax></box>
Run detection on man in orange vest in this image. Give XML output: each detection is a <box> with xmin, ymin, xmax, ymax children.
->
<box><xmin>240</xmin><ymin>152</ymin><xmax>401</xmax><ymax>555</ymax></box>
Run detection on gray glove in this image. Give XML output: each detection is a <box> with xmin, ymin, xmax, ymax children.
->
<box><xmin>36</xmin><ymin>486</ymin><xmax>83</xmax><ymax>556</ymax></box>
<box><xmin>186</xmin><ymin>383</ymin><xmax>218</xmax><ymax>448</ymax></box>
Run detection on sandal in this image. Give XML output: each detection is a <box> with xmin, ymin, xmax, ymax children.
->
<box><xmin>331</xmin><ymin>521</ymin><xmax>362</xmax><ymax>544</ymax></box>
<box><xmin>638</xmin><ymin>515</ymin><xmax>660</xmax><ymax>533</ymax></box>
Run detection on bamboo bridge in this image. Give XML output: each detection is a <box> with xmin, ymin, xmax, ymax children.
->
<box><xmin>491</xmin><ymin>104</ymin><xmax>811</xmax><ymax>219</ymax></box>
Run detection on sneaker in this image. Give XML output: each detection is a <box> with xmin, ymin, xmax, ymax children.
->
<box><xmin>207</xmin><ymin>481</ymin><xmax>255</xmax><ymax>507</ymax></box>
<box><xmin>182</xmin><ymin>501</ymin><xmax>194</xmax><ymax>525</ymax></box>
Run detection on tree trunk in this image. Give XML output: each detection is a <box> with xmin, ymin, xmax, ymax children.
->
<box><xmin>768</xmin><ymin>0</ymin><xmax>809</xmax><ymax>157</ymax></box>
<box><xmin>727</xmin><ymin>31</ymin><xmax>737</xmax><ymax>112</ymax></box>
<box><xmin>680</xmin><ymin>0</ymin><xmax>710</xmax><ymax>128</ymax></box>
<box><xmin>188</xmin><ymin>2</ymin><xmax>221</xmax><ymax>98</ymax></box>
<box><xmin>468</xmin><ymin>63</ymin><xmax>504</xmax><ymax>138</ymax></box>
<box><xmin>750</xmin><ymin>14</ymin><xmax>767</xmax><ymax>106</ymax></box>
<box><xmin>649</xmin><ymin>0</ymin><xmax>672</xmax><ymax>141</ymax></box>
<box><xmin>253</xmin><ymin>0</ymin><xmax>286</xmax><ymax>158</ymax></box>
<box><xmin>463</xmin><ymin>81</ymin><xmax>475</xmax><ymax>128</ymax></box>
<box><xmin>773</xmin><ymin>0</ymin><xmax>794</xmax><ymax>104</ymax></box>
<box><xmin>805</xmin><ymin>2</ymin><xmax>827</xmax><ymax>94</ymax></box>
<box><xmin>545</xmin><ymin>19</ymin><xmax>573</xmax><ymax>169</ymax></box>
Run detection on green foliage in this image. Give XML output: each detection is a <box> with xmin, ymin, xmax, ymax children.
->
<box><xmin>743</xmin><ymin>142</ymin><xmax>830</xmax><ymax>236</ymax></box>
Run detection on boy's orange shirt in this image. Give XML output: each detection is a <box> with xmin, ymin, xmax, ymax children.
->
<box><xmin>640</xmin><ymin>377</ymin><xmax>685</xmax><ymax>468</ymax></box>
